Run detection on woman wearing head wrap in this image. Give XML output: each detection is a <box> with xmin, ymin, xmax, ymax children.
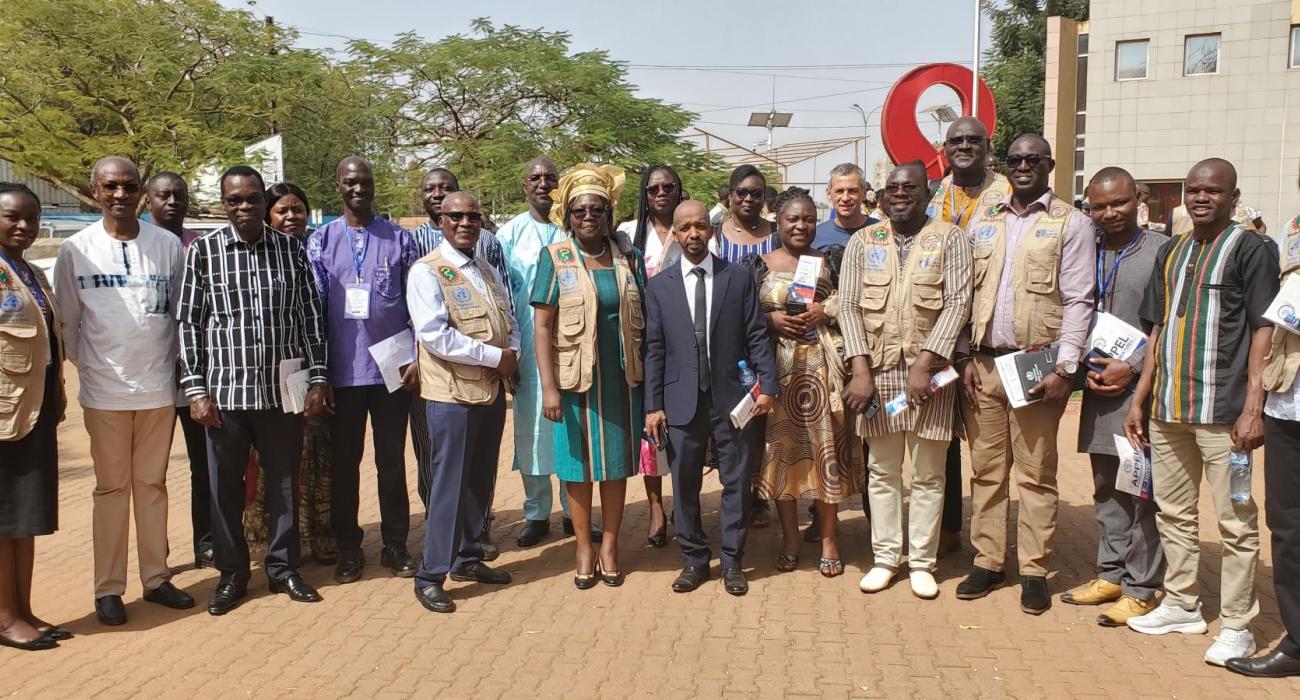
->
<box><xmin>532</xmin><ymin>164</ymin><xmax>647</xmax><ymax>588</ymax></box>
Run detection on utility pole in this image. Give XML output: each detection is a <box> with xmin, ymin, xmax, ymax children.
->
<box><xmin>971</xmin><ymin>0</ymin><xmax>981</xmax><ymax>116</ymax></box>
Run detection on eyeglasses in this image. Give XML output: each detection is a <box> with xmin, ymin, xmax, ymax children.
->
<box><xmin>946</xmin><ymin>135</ymin><xmax>986</xmax><ymax>147</ymax></box>
<box><xmin>646</xmin><ymin>182</ymin><xmax>678</xmax><ymax>195</ymax></box>
<box><xmin>733</xmin><ymin>188</ymin><xmax>764</xmax><ymax>200</ymax></box>
<box><xmin>1005</xmin><ymin>154</ymin><xmax>1048</xmax><ymax>169</ymax></box>
<box><xmin>570</xmin><ymin>207</ymin><xmax>607</xmax><ymax>220</ymax></box>
<box><xmin>526</xmin><ymin>174</ymin><xmax>558</xmax><ymax>184</ymax></box>
<box><xmin>884</xmin><ymin>183</ymin><xmax>922</xmax><ymax>194</ymax></box>
<box><xmin>442</xmin><ymin>211</ymin><xmax>483</xmax><ymax>223</ymax></box>
<box><xmin>97</xmin><ymin>182</ymin><xmax>140</xmax><ymax>194</ymax></box>
<box><xmin>223</xmin><ymin>194</ymin><xmax>264</xmax><ymax>207</ymax></box>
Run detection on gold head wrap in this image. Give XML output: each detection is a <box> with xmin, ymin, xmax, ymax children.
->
<box><xmin>548</xmin><ymin>162</ymin><xmax>625</xmax><ymax>227</ymax></box>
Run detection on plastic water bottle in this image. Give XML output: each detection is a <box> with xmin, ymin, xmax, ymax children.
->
<box><xmin>738</xmin><ymin>360</ymin><xmax>757</xmax><ymax>391</ymax></box>
<box><xmin>1229</xmin><ymin>450</ymin><xmax>1252</xmax><ymax>504</ymax></box>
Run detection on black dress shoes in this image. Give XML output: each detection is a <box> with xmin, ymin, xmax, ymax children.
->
<box><xmin>195</xmin><ymin>545</ymin><xmax>215</xmax><ymax>570</ymax></box>
<box><xmin>380</xmin><ymin>545</ymin><xmax>418</xmax><ymax>578</ymax></box>
<box><xmin>721</xmin><ymin>567</ymin><xmax>749</xmax><ymax>596</ymax></box>
<box><xmin>95</xmin><ymin>595</ymin><xmax>127</xmax><ymax>626</ymax></box>
<box><xmin>334</xmin><ymin>548</ymin><xmax>365</xmax><ymax>584</ymax></box>
<box><xmin>1019</xmin><ymin>576</ymin><xmax>1051</xmax><ymax>615</ymax></box>
<box><xmin>481</xmin><ymin>542</ymin><xmax>500</xmax><ymax>561</ymax></box>
<box><xmin>206</xmin><ymin>584</ymin><xmax>247</xmax><ymax>616</ymax></box>
<box><xmin>449</xmin><ymin>562</ymin><xmax>512</xmax><ymax>585</ymax></box>
<box><xmin>1226</xmin><ymin>648</ymin><xmax>1300</xmax><ymax>678</ymax></box>
<box><xmin>0</xmin><ymin>631</ymin><xmax>58</xmax><ymax>651</ymax></box>
<box><xmin>955</xmin><ymin>566</ymin><xmax>1007</xmax><ymax>600</ymax></box>
<box><xmin>269</xmin><ymin>573</ymin><xmax>322</xmax><ymax>603</ymax></box>
<box><xmin>143</xmin><ymin>581</ymin><xmax>196</xmax><ymax>610</ymax></box>
<box><xmin>671</xmin><ymin>565</ymin><xmax>710</xmax><ymax>593</ymax></box>
<box><xmin>562</xmin><ymin>517</ymin><xmax>603</xmax><ymax>543</ymax></box>
<box><xmin>415</xmin><ymin>584</ymin><xmax>456</xmax><ymax>613</ymax></box>
<box><xmin>37</xmin><ymin>626</ymin><xmax>72</xmax><ymax>641</ymax></box>
<box><xmin>517</xmin><ymin>520</ymin><xmax>551</xmax><ymax>547</ymax></box>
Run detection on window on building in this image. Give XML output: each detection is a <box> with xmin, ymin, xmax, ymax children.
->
<box><xmin>1116</xmin><ymin>40</ymin><xmax>1149</xmax><ymax>80</ymax></box>
<box><xmin>1290</xmin><ymin>26</ymin><xmax>1300</xmax><ymax>68</ymax></box>
<box><xmin>1184</xmin><ymin>34</ymin><xmax>1220</xmax><ymax>76</ymax></box>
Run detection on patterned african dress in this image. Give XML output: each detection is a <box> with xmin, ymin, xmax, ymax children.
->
<box><xmin>749</xmin><ymin>259</ymin><xmax>865</xmax><ymax>503</ymax></box>
<box><xmin>530</xmin><ymin>250</ymin><xmax>647</xmax><ymax>483</ymax></box>
<box><xmin>241</xmin><ymin>421</ymin><xmax>335</xmax><ymax>562</ymax></box>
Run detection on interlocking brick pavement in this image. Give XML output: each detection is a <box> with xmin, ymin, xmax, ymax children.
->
<box><xmin>7</xmin><ymin>369</ymin><xmax>1300</xmax><ymax>697</ymax></box>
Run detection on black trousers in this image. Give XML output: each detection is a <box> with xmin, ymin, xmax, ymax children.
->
<box><xmin>1265</xmin><ymin>415</ymin><xmax>1300</xmax><ymax>657</ymax></box>
<box><xmin>330</xmin><ymin>385</ymin><xmax>410</xmax><ymax>551</ymax></box>
<box><xmin>942</xmin><ymin>437</ymin><xmax>963</xmax><ymax>532</ymax></box>
<box><xmin>206</xmin><ymin>409</ymin><xmax>303</xmax><ymax>586</ymax></box>
<box><xmin>668</xmin><ymin>391</ymin><xmax>755</xmax><ymax>570</ymax></box>
<box><xmin>177</xmin><ymin>407</ymin><xmax>212</xmax><ymax>556</ymax></box>
<box><xmin>409</xmin><ymin>392</ymin><xmax>433</xmax><ymax>506</ymax></box>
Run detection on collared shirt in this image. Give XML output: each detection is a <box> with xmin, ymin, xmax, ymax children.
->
<box><xmin>618</xmin><ymin>219</ymin><xmax>682</xmax><ymax>278</ymax></box>
<box><xmin>984</xmin><ymin>189</ymin><xmax>1096</xmax><ymax>363</ymax></box>
<box><xmin>681</xmin><ymin>253</ymin><xmax>716</xmax><ymax>357</ymax></box>
<box><xmin>306</xmin><ymin>217</ymin><xmax>418</xmax><ymax>388</ymax></box>
<box><xmin>53</xmin><ymin>219</ymin><xmax>184</xmax><ymax>410</ymax></box>
<box><xmin>410</xmin><ymin>220</ymin><xmax>513</xmax><ymax>309</ymax></box>
<box><xmin>1141</xmin><ymin>224</ymin><xmax>1279</xmax><ymax>424</ymax></box>
<box><xmin>177</xmin><ymin>224</ymin><xmax>328</xmax><ymax>411</ymax></box>
<box><xmin>813</xmin><ymin>214</ymin><xmax>877</xmax><ymax>251</ymax></box>
<box><xmin>407</xmin><ymin>239</ymin><xmax>520</xmax><ymax>368</ymax></box>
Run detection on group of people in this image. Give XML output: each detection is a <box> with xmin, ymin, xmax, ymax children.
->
<box><xmin>0</xmin><ymin>118</ymin><xmax>1297</xmax><ymax>681</ymax></box>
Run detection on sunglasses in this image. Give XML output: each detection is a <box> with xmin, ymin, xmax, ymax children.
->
<box><xmin>442</xmin><ymin>211</ymin><xmax>483</xmax><ymax>223</ymax></box>
<box><xmin>946</xmin><ymin>135</ymin><xmax>985</xmax><ymax>147</ymax></box>
<box><xmin>733</xmin><ymin>187</ymin><xmax>764</xmax><ymax>201</ymax></box>
<box><xmin>223</xmin><ymin>194</ymin><xmax>264</xmax><ymax>207</ymax></box>
<box><xmin>646</xmin><ymin>182</ymin><xmax>678</xmax><ymax>196</ymax></box>
<box><xmin>97</xmin><ymin>182</ymin><xmax>141</xmax><ymax>194</ymax></box>
<box><xmin>570</xmin><ymin>207</ymin><xmax>607</xmax><ymax>220</ymax></box>
<box><xmin>884</xmin><ymin>183</ymin><xmax>922</xmax><ymax>194</ymax></box>
<box><xmin>1005</xmin><ymin>154</ymin><xmax>1048</xmax><ymax>169</ymax></box>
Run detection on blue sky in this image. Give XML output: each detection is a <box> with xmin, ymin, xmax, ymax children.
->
<box><xmin>224</xmin><ymin>0</ymin><xmax>990</xmax><ymax>196</ymax></box>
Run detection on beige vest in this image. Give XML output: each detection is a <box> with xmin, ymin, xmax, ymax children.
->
<box><xmin>546</xmin><ymin>235</ymin><xmax>644</xmax><ymax>393</ymax></box>
<box><xmin>1265</xmin><ymin>214</ymin><xmax>1300</xmax><ymax>393</ymax></box>
<box><xmin>854</xmin><ymin>219</ymin><xmax>957</xmax><ymax>370</ymax></box>
<box><xmin>0</xmin><ymin>256</ymin><xmax>61</xmax><ymax>441</ymax></box>
<box><xmin>926</xmin><ymin>171</ymin><xmax>1011</xmax><ymax>227</ymax></box>
<box><xmin>416</xmin><ymin>248</ymin><xmax>514</xmax><ymax>405</ymax></box>
<box><xmin>969</xmin><ymin>194</ymin><xmax>1073</xmax><ymax>349</ymax></box>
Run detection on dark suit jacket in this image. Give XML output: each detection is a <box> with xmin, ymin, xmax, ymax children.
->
<box><xmin>644</xmin><ymin>254</ymin><xmax>778</xmax><ymax>426</ymax></box>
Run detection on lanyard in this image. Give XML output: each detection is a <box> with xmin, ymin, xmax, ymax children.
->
<box><xmin>0</xmin><ymin>251</ymin><xmax>47</xmax><ymax>310</ymax></box>
<box><xmin>349</xmin><ymin>224</ymin><xmax>370</xmax><ymax>280</ymax></box>
<box><xmin>949</xmin><ymin>184</ymin><xmax>973</xmax><ymax>228</ymax></box>
<box><xmin>1095</xmin><ymin>230</ymin><xmax>1143</xmax><ymax>312</ymax></box>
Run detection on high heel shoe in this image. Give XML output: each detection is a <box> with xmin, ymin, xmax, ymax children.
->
<box><xmin>574</xmin><ymin>565</ymin><xmax>598</xmax><ymax>590</ymax></box>
<box><xmin>646</xmin><ymin>525</ymin><xmax>668</xmax><ymax>548</ymax></box>
<box><xmin>597</xmin><ymin>560</ymin><xmax>624</xmax><ymax>587</ymax></box>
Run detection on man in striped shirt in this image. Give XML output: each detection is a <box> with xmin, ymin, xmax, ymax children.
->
<box><xmin>1124</xmin><ymin>158</ymin><xmax>1279</xmax><ymax>666</ymax></box>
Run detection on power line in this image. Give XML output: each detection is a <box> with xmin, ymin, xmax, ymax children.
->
<box><xmin>628</xmin><ymin>61</ymin><xmax>970</xmax><ymax>70</ymax></box>
<box><xmin>696</xmin><ymin>86</ymin><xmax>890</xmax><ymax>114</ymax></box>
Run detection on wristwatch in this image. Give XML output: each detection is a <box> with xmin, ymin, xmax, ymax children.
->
<box><xmin>1053</xmin><ymin>361</ymin><xmax>1079</xmax><ymax>380</ymax></box>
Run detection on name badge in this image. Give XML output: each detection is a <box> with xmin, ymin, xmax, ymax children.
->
<box><xmin>345</xmin><ymin>282</ymin><xmax>371</xmax><ymax>320</ymax></box>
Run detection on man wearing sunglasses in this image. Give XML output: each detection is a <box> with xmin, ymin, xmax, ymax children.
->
<box><xmin>954</xmin><ymin>134</ymin><xmax>1096</xmax><ymax>616</ymax></box>
<box><xmin>306</xmin><ymin>156</ymin><xmax>421</xmax><ymax>584</ymax></box>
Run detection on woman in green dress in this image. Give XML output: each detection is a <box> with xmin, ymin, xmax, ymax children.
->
<box><xmin>533</xmin><ymin>164</ymin><xmax>646</xmax><ymax>589</ymax></box>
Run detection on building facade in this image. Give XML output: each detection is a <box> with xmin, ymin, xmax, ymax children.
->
<box><xmin>1046</xmin><ymin>0</ymin><xmax>1300</xmax><ymax>232</ymax></box>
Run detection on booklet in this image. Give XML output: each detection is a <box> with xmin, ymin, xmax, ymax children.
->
<box><xmin>1086</xmin><ymin>311</ymin><xmax>1147</xmax><ymax>362</ymax></box>
<box><xmin>730</xmin><ymin>383</ymin><xmax>763</xmax><ymax>429</ymax></box>
<box><xmin>1013</xmin><ymin>346</ymin><xmax>1058</xmax><ymax>402</ymax></box>
<box><xmin>882</xmin><ymin>367</ymin><xmax>961</xmax><ymax>417</ymax></box>
<box><xmin>789</xmin><ymin>255</ymin><xmax>822</xmax><ymax>305</ymax></box>
<box><xmin>278</xmin><ymin>358</ymin><xmax>310</xmax><ymax>414</ymax></box>
<box><xmin>1113</xmin><ymin>435</ymin><xmax>1154</xmax><ymax>500</ymax></box>
<box><xmin>1264</xmin><ymin>274</ymin><xmax>1300</xmax><ymax>335</ymax></box>
<box><xmin>368</xmin><ymin>328</ymin><xmax>418</xmax><ymax>393</ymax></box>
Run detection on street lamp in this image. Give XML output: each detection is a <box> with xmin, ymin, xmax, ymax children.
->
<box><xmin>850</xmin><ymin>103</ymin><xmax>883</xmax><ymax>171</ymax></box>
<box><xmin>922</xmin><ymin>104</ymin><xmax>960</xmax><ymax>143</ymax></box>
<box><xmin>748</xmin><ymin>110</ymin><xmax>793</xmax><ymax>153</ymax></box>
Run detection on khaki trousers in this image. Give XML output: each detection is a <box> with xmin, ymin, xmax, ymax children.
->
<box><xmin>84</xmin><ymin>405</ymin><xmax>175</xmax><ymax>598</ymax></box>
<box><xmin>963</xmin><ymin>354</ymin><xmax>1067</xmax><ymax>576</ymax></box>
<box><xmin>1149</xmin><ymin>420</ymin><xmax>1260</xmax><ymax>629</ymax></box>
<box><xmin>866</xmin><ymin>431</ymin><xmax>948</xmax><ymax>570</ymax></box>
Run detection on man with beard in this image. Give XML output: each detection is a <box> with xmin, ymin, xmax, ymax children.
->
<box><xmin>841</xmin><ymin>162</ymin><xmax>972</xmax><ymax>600</ymax></box>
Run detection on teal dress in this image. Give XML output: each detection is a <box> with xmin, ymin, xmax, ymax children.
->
<box><xmin>531</xmin><ymin>250</ymin><xmax>646</xmax><ymax>483</ymax></box>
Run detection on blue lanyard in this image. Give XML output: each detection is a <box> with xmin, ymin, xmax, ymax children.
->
<box><xmin>0</xmin><ymin>251</ymin><xmax>47</xmax><ymax>311</ymax></box>
<box><xmin>349</xmin><ymin>224</ymin><xmax>370</xmax><ymax>280</ymax></box>
<box><xmin>949</xmin><ymin>184</ymin><xmax>970</xmax><ymax>228</ymax></box>
<box><xmin>1095</xmin><ymin>230</ymin><xmax>1143</xmax><ymax>312</ymax></box>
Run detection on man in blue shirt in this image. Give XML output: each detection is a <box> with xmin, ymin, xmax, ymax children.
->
<box><xmin>813</xmin><ymin>163</ymin><xmax>877</xmax><ymax>251</ymax></box>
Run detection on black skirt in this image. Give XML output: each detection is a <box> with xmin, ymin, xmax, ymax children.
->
<box><xmin>0</xmin><ymin>360</ymin><xmax>59</xmax><ymax>538</ymax></box>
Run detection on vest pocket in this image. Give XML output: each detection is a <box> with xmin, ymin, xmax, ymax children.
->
<box><xmin>0</xmin><ymin>349</ymin><xmax>33</xmax><ymax>375</ymax></box>
<box><xmin>859</xmin><ymin>285</ymin><xmax>889</xmax><ymax>331</ymax></box>
<box><xmin>555</xmin><ymin>347</ymin><xmax>581</xmax><ymax>388</ymax></box>
<box><xmin>972</xmin><ymin>246</ymin><xmax>993</xmax><ymax>286</ymax></box>
<box><xmin>1024</xmin><ymin>251</ymin><xmax>1059</xmax><ymax>295</ymax></box>
<box><xmin>911</xmin><ymin>279</ymin><xmax>944</xmax><ymax>332</ymax></box>
<box><xmin>0</xmin><ymin>394</ymin><xmax>17</xmax><ymax>415</ymax></box>
<box><xmin>558</xmin><ymin>305</ymin><xmax>585</xmax><ymax>344</ymax></box>
<box><xmin>458</xmin><ymin>317</ymin><xmax>491</xmax><ymax>338</ymax></box>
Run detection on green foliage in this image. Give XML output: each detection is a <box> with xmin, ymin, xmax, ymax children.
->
<box><xmin>982</xmin><ymin>0</ymin><xmax>1089</xmax><ymax>155</ymax></box>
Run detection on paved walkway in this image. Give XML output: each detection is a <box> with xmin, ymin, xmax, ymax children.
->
<box><xmin>8</xmin><ymin>370</ymin><xmax>1300</xmax><ymax>697</ymax></box>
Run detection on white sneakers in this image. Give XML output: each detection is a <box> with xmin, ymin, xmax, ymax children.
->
<box><xmin>1126</xmin><ymin>602</ymin><xmax>1209</xmax><ymax>635</ymax></box>
<box><xmin>909</xmin><ymin>570</ymin><xmax>939</xmax><ymax>599</ymax></box>
<box><xmin>858</xmin><ymin>566</ymin><xmax>895</xmax><ymax>593</ymax></box>
<box><xmin>1204</xmin><ymin>627</ymin><xmax>1256</xmax><ymax>667</ymax></box>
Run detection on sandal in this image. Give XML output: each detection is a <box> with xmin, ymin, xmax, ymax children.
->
<box><xmin>818</xmin><ymin>558</ymin><xmax>844</xmax><ymax>578</ymax></box>
<box><xmin>775</xmin><ymin>553</ymin><xmax>799</xmax><ymax>572</ymax></box>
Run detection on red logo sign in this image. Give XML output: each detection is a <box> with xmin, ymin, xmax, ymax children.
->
<box><xmin>881</xmin><ymin>64</ymin><xmax>997</xmax><ymax>180</ymax></box>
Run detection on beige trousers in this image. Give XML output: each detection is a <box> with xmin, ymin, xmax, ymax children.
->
<box><xmin>963</xmin><ymin>354</ymin><xmax>1067</xmax><ymax>576</ymax></box>
<box><xmin>84</xmin><ymin>405</ymin><xmax>175</xmax><ymax>598</ymax></box>
<box><xmin>866</xmin><ymin>431</ymin><xmax>948</xmax><ymax>570</ymax></box>
<box><xmin>1149</xmin><ymin>420</ymin><xmax>1260</xmax><ymax>629</ymax></box>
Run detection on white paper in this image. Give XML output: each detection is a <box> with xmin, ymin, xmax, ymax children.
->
<box><xmin>1087</xmin><ymin>311</ymin><xmax>1147</xmax><ymax>361</ymax></box>
<box><xmin>993</xmin><ymin>351</ymin><xmax>1034</xmax><ymax>408</ymax></box>
<box><xmin>929</xmin><ymin>366</ymin><xmax>959</xmax><ymax>391</ymax></box>
<box><xmin>368</xmin><ymin>329</ymin><xmax>417</xmax><ymax>393</ymax></box>
<box><xmin>278</xmin><ymin>358</ymin><xmax>308</xmax><ymax>414</ymax></box>
<box><xmin>791</xmin><ymin>255</ymin><xmax>823</xmax><ymax>303</ymax></box>
<box><xmin>730</xmin><ymin>383</ymin><xmax>763</xmax><ymax>429</ymax></box>
<box><xmin>1113</xmin><ymin>435</ymin><xmax>1154</xmax><ymax>500</ymax></box>
<box><xmin>1264</xmin><ymin>274</ymin><xmax>1300</xmax><ymax>335</ymax></box>
<box><xmin>884</xmin><ymin>392</ymin><xmax>909</xmax><ymax>417</ymax></box>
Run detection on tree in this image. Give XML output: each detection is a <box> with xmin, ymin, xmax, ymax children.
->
<box><xmin>981</xmin><ymin>0</ymin><xmax>1089</xmax><ymax>154</ymax></box>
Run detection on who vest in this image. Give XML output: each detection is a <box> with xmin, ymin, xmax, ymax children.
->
<box><xmin>0</xmin><ymin>257</ymin><xmax>61</xmax><ymax>440</ymax></box>
<box><xmin>926</xmin><ymin>171</ymin><xmax>1011</xmax><ymax>227</ymax></box>
<box><xmin>968</xmin><ymin>195</ymin><xmax>1073</xmax><ymax>350</ymax></box>
<box><xmin>545</xmin><ymin>236</ymin><xmax>645</xmax><ymax>393</ymax></box>
<box><xmin>1265</xmin><ymin>214</ymin><xmax>1300</xmax><ymax>394</ymax></box>
<box><xmin>415</xmin><ymin>249</ymin><xmax>513</xmax><ymax>405</ymax></box>
<box><xmin>854</xmin><ymin>219</ymin><xmax>959</xmax><ymax>370</ymax></box>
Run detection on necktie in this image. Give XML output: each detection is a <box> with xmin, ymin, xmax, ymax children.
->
<box><xmin>692</xmin><ymin>267</ymin><xmax>710</xmax><ymax>391</ymax></box>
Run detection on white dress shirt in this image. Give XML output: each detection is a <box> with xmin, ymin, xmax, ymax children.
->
<box><xmin>680</xmin><ymin>253</ymin><xmax>715</xmax><ymax>357</ymax></box>
<box><xmin>407</xmin><ymin>239</ymin><xmax>520</xmax><ymax>368</ymax></box>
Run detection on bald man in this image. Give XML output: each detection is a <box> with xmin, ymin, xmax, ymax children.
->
<box><xmin>1124</xmin><ymin>158</ymin><xmax>1278</xmax><ymax>667</ymax></box>
<box><xmin>54</xmin><ymin>156</ymin><xmax>192</xmax><ymax>624</ymax></box>
<box><xmin>306</xmin><ymin>156</ymin><xmax>420</xmax><ymax>583</ymax></box>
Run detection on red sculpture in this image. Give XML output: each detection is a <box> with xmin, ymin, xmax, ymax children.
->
<box><xmin>881</xmin><ymin>64</ymin><xmax>997</xmax><ymax>180</ymax></box>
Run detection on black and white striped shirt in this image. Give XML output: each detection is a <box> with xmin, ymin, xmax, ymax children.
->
<box><xmin>177</xmin><ymin>224</ymin><xmax>328</xmax><ymax>410</ymax></box>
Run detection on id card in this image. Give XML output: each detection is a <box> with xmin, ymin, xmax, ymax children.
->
<box><xmin>884</xmin><ymin>392</ymin><xmax>910</xmax><ymax>417</ymax></box>
<box><xmin>345</xmin><ymin>282</ymin><xmax>371</xmax><ymax>319</ymax></box>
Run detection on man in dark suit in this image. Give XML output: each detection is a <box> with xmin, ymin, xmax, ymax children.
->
<box><xmin>644</xmin><ymin>199</ymin><xmax>778</xmax><ymax>596</ymax></box>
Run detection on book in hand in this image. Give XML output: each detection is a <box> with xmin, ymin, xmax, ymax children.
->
<box><xmin>1264</xmin><ymin>273</ymin><xmax>1300</xmax><ymax>335</ymax></box>
<box><xmin>1086</xmin><ymin>311</ymin><xmax>1146</xmax><ymax>362</ymax></box>
<box><xmin>278</xmin><ymin>358</ymin><xmax>311</xmax><ymax>414</ymax></box>
<box><xmin>730</xmin><ymin>383</ymin><xmax>763</xmax><ymax>429</ymax></box>
<box><xmin>1012</xmin><ymin>345</ymin><xmax>1059</xmax><ymax>406</ymax></box>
